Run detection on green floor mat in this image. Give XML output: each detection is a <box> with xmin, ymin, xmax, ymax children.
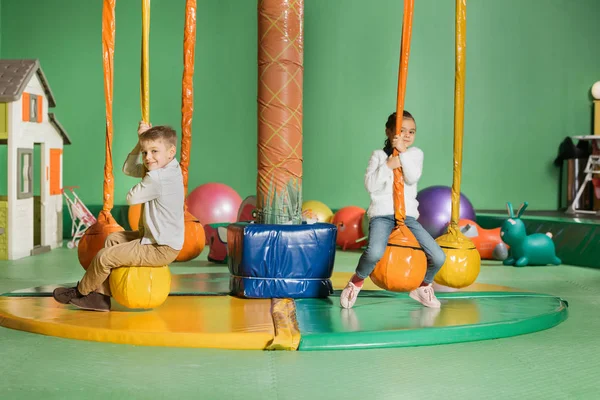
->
<box><xmin>296</xmin><ymin>292</ymin><xmax>568</xmax><ymax>350</ymax></box>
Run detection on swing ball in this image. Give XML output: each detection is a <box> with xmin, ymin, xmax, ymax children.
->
<box><xmin>128</xmin><ymin>203</ymin><xmax>142</xmax><ymax>231</ymax></box>
<box><xmin>175</xmin><ymin>210</ymin><xmax>206</xmax><ymax>262</ymax></box>
<box><xmin>129</xmin><ymin>205</ymin><xmax>204</xmax><ymax>262</ymax></box>
<box><xmin>78</xmin><ymin>211</ymin><xmax>124</xmax><ymax>270</ymax></box>
<box><xmin>109</xmin><ymin>265</ymin><xmax>171</xmax><ymax>309</ymax></box>
<box><xmin>434</xmin><ymin>230</ymin><xmax>481</xmax><ymax>289</ymax></box>
<box><xmin>370</xmin><ymin>225</ymin><xmax>427</xmax><ymax>292</ymax></box>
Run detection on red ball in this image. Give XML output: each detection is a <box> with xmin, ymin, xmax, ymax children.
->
<box><xmin>205</xmin><ymin>223</ymin><xmax>229</xmax><ymax>263</ymax></box>
<box><xmin>331</xmin><ymin>206</ymin><xmax>367</xmax><ymax>250</ymax></box>
<box><xmin>237</xmin><ymin>195</ymin><xmax>257</xmax><ymax>222</ymax></box>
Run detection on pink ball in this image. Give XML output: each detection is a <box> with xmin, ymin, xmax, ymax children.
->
<box><xmin>186</xmin><ymin>183</ymin><xmax>243</xmax><ymax>226</ymax></box>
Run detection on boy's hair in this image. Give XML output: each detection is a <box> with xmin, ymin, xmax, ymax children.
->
<box><xmin>139</xmin><ymin>125</ymin><xmax>177</xmax><ymax>148</ymax></box>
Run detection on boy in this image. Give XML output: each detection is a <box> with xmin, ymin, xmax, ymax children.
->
<box><xmin>53</xmin><ymin>122</ymin><xmax>184</xmax><ymax>311</ymax></box>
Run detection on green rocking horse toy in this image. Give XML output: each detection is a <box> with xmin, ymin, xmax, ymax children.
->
<box><xmin>500</xmin><ymin>202</ymin><xmax>561</xmax><ymax>267</ymax></box>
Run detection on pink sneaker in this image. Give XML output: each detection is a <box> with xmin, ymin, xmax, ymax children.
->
<box><xmin>409</xmin><ymin>284</ymin><xmax>441</xmax><ymax>308</ymax></box>
<box><xmin>340</xmin><ymin>281</ymin><xmax>361</xmax><ymax>309</ymax></box>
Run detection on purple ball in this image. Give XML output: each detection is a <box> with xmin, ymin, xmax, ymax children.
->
<box><xmin>416</xmin><ymin>185</ymin><xmax>476</xmax><ymax>238</ymax></box>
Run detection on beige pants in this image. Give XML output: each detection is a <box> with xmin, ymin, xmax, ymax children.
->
<box><xmin>78</xmin><ymin>231</ymin><xmax>179</xmax><ymax>296</ymax></box>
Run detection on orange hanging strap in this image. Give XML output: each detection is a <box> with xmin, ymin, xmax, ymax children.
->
<box><xmin>392</xmin><ymin>0</ymin><xmax>414</xmax><ymax>226</ymax></box>
<box><xmin>102</xmin><ymin>0</ymin><xmax>116</xmax><ymax>212</ymax></box>
<box><xmin>141</xmin><ymin>0</ymin><xmax>150</xmax><ymax>123</ymax></box>
<box><xmin>449</xmin><ymin>0</ymin><xmax>466</xmax><ymax>230</ymax></box>
<box><xmin>181</xmin><ymin>0</ymin><xmax>196</xmax><ymax>197</ymax></box>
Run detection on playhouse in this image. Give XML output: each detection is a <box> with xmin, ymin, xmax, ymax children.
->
<box><xmin>0</xmin><ymin>59</ymin><xmax>70</xmax><ymax>260</ymax></box>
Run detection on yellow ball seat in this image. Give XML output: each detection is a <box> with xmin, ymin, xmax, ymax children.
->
<box><xmin>109</xmin><ymin>265</ymin><xmax>171</xmax><ymax>309</ymax></box>
<box><xmin>434</xmin><ymin>230</ymin><xmax>481</xmax><ymax>289</ymax></box>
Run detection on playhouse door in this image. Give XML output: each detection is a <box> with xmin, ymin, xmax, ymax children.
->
<box><xmin>0</xmin><ymin>198</ymin><xmax>7</xmax><ymax>260</ymax></box>
<box><xmin>30</xmin><ymin>144</ymin><xmax>50</xmax><ymax>256</ymax></box>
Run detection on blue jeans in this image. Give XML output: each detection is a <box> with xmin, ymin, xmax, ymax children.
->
<box><xmin>355</xmin><ymin>215</ymin><xmax>446</xmax><ymax>283</ymax></box>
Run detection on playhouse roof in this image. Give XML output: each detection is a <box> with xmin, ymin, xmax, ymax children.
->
<box><xmin>0</xmin><ymin>59</ymin><xmax>56</xmax><ymax>107</ymax></box>
<box><xmin>48</xmin><ymin>113</ymin><xmax>71</xmax><ymax>145</ymax></box>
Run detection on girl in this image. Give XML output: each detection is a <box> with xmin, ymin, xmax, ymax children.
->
<box><xmin>340</xmin><ymin>111</ymin><xmax>446</xmax><ymax>309</ymax></box>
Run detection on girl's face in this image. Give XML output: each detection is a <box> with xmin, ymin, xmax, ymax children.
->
<box><xmin>386</xmin><ymin>117</ymin><xmax>417</xmax><ymax>148</ymax></box>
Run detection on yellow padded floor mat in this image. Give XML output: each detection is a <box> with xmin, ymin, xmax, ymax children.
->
<box><xmin>0</xmin><ymin>295</ymin><xmax>276</xmax><ymax>349</ymax></box>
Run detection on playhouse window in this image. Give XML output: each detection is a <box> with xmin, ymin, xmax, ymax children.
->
<box><xmin>17</xmin><ymin>148</ymin><xmax>33</xmax><ymax>199</ymax></box>
<box><xmin>30</xmin><ymin>96</ymin><xmax>38</xmax><ymax>122</ymax></box>
<box><xmin>22</xmin><ymin>93</ymin><xmax>42</xmax><ymax>123</ymax></box>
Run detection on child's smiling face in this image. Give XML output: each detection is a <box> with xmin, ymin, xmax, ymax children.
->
<box><xmin>386</xmin><ymin>117</ymin><xmax>417</xmax><ymax>148</ymax></box>
<box><xmin>140</xmin><ymin>139</ymin><xmax>175</xmax><ymax>171</ymax></box>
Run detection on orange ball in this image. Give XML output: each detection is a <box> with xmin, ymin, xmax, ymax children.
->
<box><xmin>129</xmin><ymin>204</ymin><xmax>204</xmax><ymax>262</ymax></box>
<box><xmin>370</xmin><ymin>225</ymin><xmax>427</xmax><ymax>292</ymax></box>
<box><xmin>77</xmin><ymin>210</ymin><xmax>124</xmax><ymax>270</ymax></box>
<box><xmin>128</xmin><ymin>203</ymin><xmax>142</xmax><ymax>231</ymax></box>
<box><xmin>175</xmin><ymin>210</ymin><xmax>206</xmax><ymax>262</ymax></box>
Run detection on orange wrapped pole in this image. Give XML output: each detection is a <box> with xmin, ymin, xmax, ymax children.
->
<box><xmin>77</xmin><ymin>0</ymin><xmax>124</xmax><ymax>270</ymax></box>
<box><xmin>256</xmin><ymin>0</ymin><xmax>304</xmax><ymax>224</ymax></box>
<box><xmin>177</xmin><ymin>0</ymin><xmax>205</xmax><ymax>261</ymax></box>
<box><xmin>434</xmin><ymin>0</ymin><xmax>481</xmax><ymax>289</ymax></box>
<box><xmin>369</xmin><ymin>0</ymin><xmax>427</xmax><ymax>292</ymax></box>
<box><xmin>102</xmin><ymin>0</ymin><xmax>117</xmax><ymax>213</ymax></box>
<box><xmin>180</xmin><ymin>0</ymin><xmax>195</xmax><ymax>196</ymax></box>
<box><xmin>392</xmin><ymin>0</ymin><xmax>414</xmax><ymax>226</ymax></box>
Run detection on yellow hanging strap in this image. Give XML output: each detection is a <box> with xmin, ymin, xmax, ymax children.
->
<box><xmin>141</xmin><ymin>0</ymin><xmax>150</xmax><ymax>123</ymax></box>
<box><xmin>138</xmin><ymin>0</ymin><xmax>150</xmax><ymax>236</ymax></box>
<box><xmin>449</xmin><ymin>0</ymin><xmax>466</xmax><ymax>231</ymax></box>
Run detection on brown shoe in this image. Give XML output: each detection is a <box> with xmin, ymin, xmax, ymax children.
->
<box><xmin>69</xmin><ymin>292</ymin><xmax>111</xmax><ymax>312</ymax></box>
<box><xmin>53</xmin><ymin>285</ymin><xmax>81</xmax><ymax>304</ymax></box>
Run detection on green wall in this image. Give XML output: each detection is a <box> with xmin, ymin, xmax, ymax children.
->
<box><xmin>1</xmin><ymin>0</ymin><xmax>598</xmax><ymax>212</ymax></box>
